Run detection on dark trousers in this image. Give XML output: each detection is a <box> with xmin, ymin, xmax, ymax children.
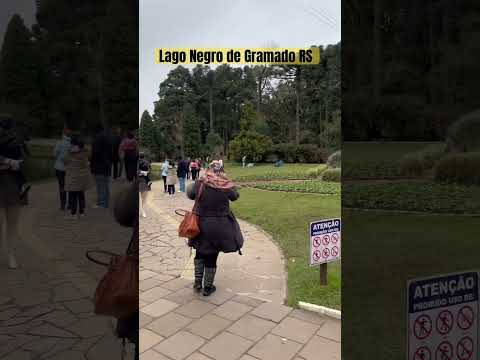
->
<box><xmin>55</xmin><ymin>170</ymin><xmax>68</xmax><ymax>210</ymax></box>
<box><xmin>112</xmin><ymin>158</ymin><xmax>120</xmax><ymax>179</ymax></box>
<box><xmin>195</xmin><ymin>251</ymin><xmax>219</xmax><ymax>268</ymax></box>
<box><xmin>162</xmin><ymin>176</ymin><xmax>167</xmax><ymax>192</ymax></box>
<box><xmin>124</xmin><ymin>155</ymin><xmax>137</xmax><ymax>182</ymax></box>
<box><xmin>191</xmin><ymin>169</ymin><xmax>198</xmax><ymax>181</ymax></box>
<box><xmin>167</xmin><ymin>184</ymin><xmax>175</xmax><ymax>195</ymax></box>
<box><xmin>69</xmin><ymin>191</ymin><xmax>85</xmax><ymax>215</ymax></box>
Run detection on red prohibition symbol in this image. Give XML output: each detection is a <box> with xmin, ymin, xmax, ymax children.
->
<box><xmin>436</xmin><ymin>310</ymin><xmax>453</xmax><ymax>335</ymax></box>
<box><xmin>322</xmin><ymin>235</ymin><xmax>330</xmax><ymax>246</ymax></box>
<box><xmin>435</xmin><ymin>341</ymin><xmax>453</xmax><ymax>360</ymax></box>
<box><xmin>414</xmin><ymin>346</ymin><xmax>431</xmax><ymax>360</ymax></box>
<box><xmin>457</xmin><ymin>306</ymin><xmax>475</xmax><ymax>330</ymax></box>
<box><xmin>414</xmin><ymin>314</ymin><xmax>432</xmax><ymax>340</ymax></box>
<box><xmin>322</xmin><ymin>248</ymin><xmax>330</xmax><ymax>259</ymax></box>
<box><xmin>331</xmin><ymin>246</ymin><xmax>339</xmax><ymax>257</ymax></box>
<box><xmin>313</xmin><ymin>237</ymin><xmax>321</xmax><ymax>248</ymax></box>
<box><xmin>313</xmin><ymin>250</ymin><xmax>321</xmax><ymax>261</ymax></box>
<box><xmin>456</xmin><ymin>336</ymin><xmax>474</xmax><ymax>360</ymax></box>
<box><xmin>331</xmin><ymin>233</ymin><xmax>339</xmax><ymax>244</ymax></box>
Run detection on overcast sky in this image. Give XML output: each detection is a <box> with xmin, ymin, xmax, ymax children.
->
<box><xmin>0</xmin><ymin>0</ymin><xmax>36</xmax><ymax>48</ymax></box>
<box><xmin>140</xmin><ymin>0</ymin><xmax>340</xmax><ymax>117</ymax></box>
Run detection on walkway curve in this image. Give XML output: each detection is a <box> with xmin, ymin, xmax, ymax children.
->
<box><xmin>142</xmin><ymin>179</ymin><xmax>287</xmax><ymax>304</ymax></box>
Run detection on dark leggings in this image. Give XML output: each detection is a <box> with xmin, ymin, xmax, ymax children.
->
<box><xmin>56</xmin><ymin>170</ymin><xmax>67</xmax><ymax>210</ymax></box>
<box><xmin>69</xmin><ymin>191</ymin><xmax>85</xmax><ymax>215</ymax></box>
<box><xmin>162</xmin><ymin>176</ymin><xmax>167</xmax><ymax>192</ymax></box>
<box><xmin>168</xmin><ymin>185</ymin><xmax>175</xmax><ymax>195</ymax></box>
<box><xmin>195</xmin><ymin>251</ymin><xmax>219</xmax><ymax>268</ymax></box>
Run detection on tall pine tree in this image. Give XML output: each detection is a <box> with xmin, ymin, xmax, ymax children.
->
<box><xmin>183</xmin><ymin>103</ymin><xmax>201</xmax><ymax>158</ymax></box>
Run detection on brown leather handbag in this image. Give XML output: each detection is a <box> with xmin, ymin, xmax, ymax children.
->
<box><xmin>86</xmin><ymin>226</ymin><xmax>139</xmax><ymax>320</ymax></box>
<box><xmin>176</xmin><ymin>182</ymin><xmax>204</xmax><ymax>241</ymax></box>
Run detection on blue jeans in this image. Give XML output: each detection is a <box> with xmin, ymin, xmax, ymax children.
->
<box><xmin>179</xmin><ymin>177</ymin><xmax>186</xmax><ymax>192</ymax></box>
<box><xmin>95</xmin><ymin>175</ymin><xmax>111</xmax><ymax>208</ymax></box>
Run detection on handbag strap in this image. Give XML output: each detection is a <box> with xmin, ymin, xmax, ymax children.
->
<box><xmin>192</xmin><ymin>181</ymin><xmax>204</xmax><ymax>213</ymax></box>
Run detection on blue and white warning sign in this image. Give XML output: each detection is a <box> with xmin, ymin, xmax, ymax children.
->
<box><xmin>309</xmin><ymin>218</ymin><xmax>341</xmax><ymax>266</ymax></box>
<box><xmin>407</xmin><ymin>272</ymin><xmax>479</xmax><ymax>360</ymax></box>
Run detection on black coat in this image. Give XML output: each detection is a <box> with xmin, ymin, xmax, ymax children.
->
<box><xmin>177</xmin><ymin>159</ymin><xmax>189</xmax><ymax>178</ymax></box>
<box><xmin>187</xmin><ymin>181</ymin><xmax>244</xmax><ymax>255</ymax></box>
<box><xmin>90</xmin><ymin>132</ymin><xmax>113</xmax><ymax>176</ymax></box>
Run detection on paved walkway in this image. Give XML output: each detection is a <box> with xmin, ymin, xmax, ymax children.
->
<box><xmin>139</xmin><ymin>181</ymin><xmax>341</xmax><ymax>360</ymax></box>
<box><xmin>0</xmin><ymin>179</ymin><xmax>136</xmax><ymax>359</ymax></box>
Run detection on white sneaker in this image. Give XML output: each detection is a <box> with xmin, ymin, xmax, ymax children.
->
<box><xmin>142</xmin><ymin>212</ymin><xmax>147</xmax><ymax>218</ymax></box>
<box><xmin>8</xmin><ymin>254</ymin><xmax>17</xmax><ymax>269</ymax></box>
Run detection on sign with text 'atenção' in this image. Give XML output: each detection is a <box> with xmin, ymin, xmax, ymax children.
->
<box><xmin>407</xmin><ymin>271</ymin><xmax>479</xmax><ymax>360</ymax></box>
<box><xmin>309</xmin><ymin>218</ymin><xmax>341</xmax><ymax>266</ymax></box>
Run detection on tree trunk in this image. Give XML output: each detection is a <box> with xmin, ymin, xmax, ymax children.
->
<box><xmin>86</xmin><ymin>29</ymin><xmax>107</xmax><ymax>129</ymax></box>
<box><xmin>295</xmin><ymin>67</ymin><xmax>301</xmax><ymax>145</ymax></box>
<box><xmin>372</xmin><ymin>0</ymin><xmax>383</xmax><ymax>107</ymax></box>
<box><xmin>209</xmin><ymin>88</ymin><xmax>213</xmax><ymax>131</ymax></box>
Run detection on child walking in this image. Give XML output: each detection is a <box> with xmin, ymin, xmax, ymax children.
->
<box><xmin>166</xmin><ymin>162</ymin><xmax>177</xmax><ymax>196</ymax></box>
<box><xmin>64</xmin><ymin>135</ymin><xmax>90</xmax><ymax>219</ymax></box>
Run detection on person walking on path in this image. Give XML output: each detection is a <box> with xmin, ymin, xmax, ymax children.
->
<box><xmin>64</xmin><ymin>135</ymin><xmax>90</xmax><ymax>219</ymax></box>
<box><xmin>242</xmin><ymin>155</ymin><xmax>247</xmax><ymax>168</ymax></box>
<box><xmin>161</xmin><ymin>159</ymin><xmax>169</xmax><ymax>193</ymax></box>
<box><xmin>90</xmin><ymin>126</ymin><xmax>113</xmax><ymax>209</ymax></box>
<box><xmin>0</xmin><ymin>117</ymin><xmax>26</xmax><ymax>269</ymax></box>
<box><xmin>138</xmin><ymin>152</ymin><xmax>151</xmax><ymax>218</ymax></box>
<box><xmin>186</xmin><ymin>160</ymin><xmax>244</xmax><ymax>296</ymax></box>
<box><xmin>190</xmin><ymin>158</ymin><xmax>199</xmax><ymax>181</ymax></box>
<box><xmin>166</xmin><ymin>162</ymin><xmax>177</xmax><ymax>196</ymax></box>
<box><xmin>176</xmin><ymin>157</ymin><xmax>189</xmax><ymax>192</ymax></box>
<box><xmin>53</xmin><ymin>125</ymin><xmax>72</xmax><ymax>211</ymax></box>
<box><xmin>119</xmin><ymin>131</ymin><xmax>138</xmax><ymax>182</ymax></box>
<box><xmin>111</xmin><ymin>127</ymin><xmax>122</xmax><ymax>180</ymax></box>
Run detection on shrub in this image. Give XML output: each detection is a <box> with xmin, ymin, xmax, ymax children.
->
<box><xmin>321</xmin><ymin>168</ymin><xmax>341</xmax><ymax>182</ymax></box>
<box><xmin>399</xmin><ymin>143</ymin><xmax>446</xmax><ymax>177</ymax></box>
<box><xmin>446</xmin><ymin>110</ymin><xmax>480</xmax><ymax>152</ymax></box>
<box><xmin>434</xmin><ymin>152</ymin><xmax>480</xmax><ymax>185</ymax></box>
<box><xmin>306</xmin><ymin>166</ymin><xmax>326</xmax><ymax>179</ymax></box>
<box><xmin>228</xmin><ymin>131</ymin><xmax>273</xmax><ymax>162</ymax></box>
<box><xmin>268</xmin><ymin>143</ymin><xmax>327</xmax><ymax>163</ymax></box>
<box><xmin>326</xmin><ymin>150</ymin><xmax>341</xmax><ymax>168</ymax></box>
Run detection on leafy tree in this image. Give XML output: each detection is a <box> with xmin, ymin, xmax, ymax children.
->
<box><xmin>139</xmin><ymin>110</ymin><xmax>154</xmax><ymax>149</ymax></box>
<box><xmin>228</xmin><ymin>131</ymin><xmax>273</xmax><ymax>162</ymax></box>
<box><xmin>183</xmin><ymin>104</ymin><xmax>201</xmax><ymax>157</ymax></box>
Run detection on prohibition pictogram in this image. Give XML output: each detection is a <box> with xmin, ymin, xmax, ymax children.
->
<box><xmin>457</xmin><ymin>306</ymin><xmax>474</xmax><ymax>330</ymax></box>
<box><xmin>435</xmin><ymin>341</ymin><xmax>453</xmax><ymax>360</ymax></box>
<box><xmin>414</xmin><ymin>346</ymin><xmax>431</xmax><ymax>360</ymax></box>
<box><xmin>313</xmin><ymin>236</ymin><xmax>321</xmax><ymax>248</ymax></box>
<box><xmin>322</xmin><ymin>248</ymin><xmax>330</xmax><ymax>259</ymax></box>
<box><xmin>331</xmin><ymin>246</ymin><xmax>339</xmax><ymax>257</ymax></box>
<box><xmin>322</xmin><ymin>235</ymin><xmax>330</xmax><ymax>246</ymax></box>
<box><xmin>331</xmin><ymin>232</ymin><xmax>339</xmax><ymax>244</ymax></box>
<box><xmin>313</xmin><ymin>250</ymin><xmax>321</xmax><ymax>261</ymax></box>
<box><xmin>456</xmin><ymin>336</ymin><xmax>474</xmax><ymax>360</ymax></box>
<box><xmin>414</xmin><ymin>314</ymin><xmax>432</xmax><ymax>340</ymax></box>
<box><xmin>436</xmin><ymin>310</ymin><xmax>453</xmax><ymax>335</ymax></box>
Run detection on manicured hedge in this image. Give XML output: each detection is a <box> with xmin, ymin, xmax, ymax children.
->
<box><xmin>434</xmin><ymin>152</ymin><xmax>480</xmax><ymax>185</ymax></box>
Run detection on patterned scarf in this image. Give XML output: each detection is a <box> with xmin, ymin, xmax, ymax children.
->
<box><xmin>200</xmin><ymin>161</ymin><xmax>235</xmax><ymax>191</ymax></box>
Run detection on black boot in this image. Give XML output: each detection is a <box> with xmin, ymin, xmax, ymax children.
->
<box><xmin>193</xmin><ymin>259</ymin><xmax>204</xmax><ymax>292</ymax></box>
<box><xmin>203</xmin><ymin>267</ymin><xmax>217</xmax><ymax>296</ymax></box>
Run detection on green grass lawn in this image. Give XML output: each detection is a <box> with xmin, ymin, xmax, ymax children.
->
<box><xmin>343</xmin><ymin>142</ymin><xmax>442</xmax><ymax>178</ymax></box>
<box><xmin>253</xmin><ymin>180</ymin><xmax>341</xmax><ymax>195</ymax></box>
<box><xmin>231</xmin><ymin>188</ymin><xmax>341</xmax><ymax>309</ymax></box>
<box><xmin>152</xmin><ymin>162</ymin><xmax>324</xmax><ymax>182</ymax></box>
<box><xmin>343</xmin><ymin>181</ymin><xmax>480</xmax><ymax>213</ymax></box>
<box><xmin>343</xmin><ymin>209</ymin><xmax>480</xmax><ymax>359</ymax></box>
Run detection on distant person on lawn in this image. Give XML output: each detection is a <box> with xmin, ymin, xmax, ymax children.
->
<box><xmin>186</xmin><ymin>160</ymin><xmax>244</xmax><ymax>296</ymax></box>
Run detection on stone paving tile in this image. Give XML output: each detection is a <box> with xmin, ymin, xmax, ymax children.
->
<box><xmin>140</xmin><ymin>286</ymin><xmax>173</xmax><ymax>303</ymax></box>
<box><xmin>154</xmin><ymin>331</ymin><xmax>205</xmax><ymax>360</ymax></box>
<box><xmin>271</xmin><ymin>317</ymin><xmax>321</xmax><ymax>344</ymax></box>
<box><xmin>289</xmin><ymin>309</ymin><xmax>327</xmax><ymax>326</ymax></box>
<box><xmin>141</xmin><ymin>349</ymin><xmax>172</xmax><ymax>359</ymax></box>
<box><xmin>199</xmin><ymin>332</ymin><xmax>253</xmax><ymax>360</ymax></box>
<box><xmin>146</xmin><ymin>312</ymin><xmax>193</xmax><ymax>338</ymax></box>
<box><xmin>227</xmin><ymin>314</ymin><xmax>277</xmax><ymax>342</ymax></box>
<box><xmin>141</xmin><ymin>299</ymin><xmax>180</xmax><ymax>318</ymax></box>
<box><xmin>250</xmin><ymin>302</ymin><xmax>292</xmax><ymax>323</ymax></box>
<box><xmin>139</xmin><ymin>329</ymin><xmax>165</xmax><ymax>354</ymax></box>
<box><xmin>174</xmin><ymin>300</ymin><xmax>217</xmax><ymax>319</ymax></box>
<box><xmin>185</xmin><ymin>313</ymin><xmax>232</xmax><ymax>339</ymax></box>
<box><xmin>212</xmin><ymin>300</ymin><xmax>252</xmax><ymax>321</ymax></box>
<box><xmin>317</xmin><ymin>320</ymin><xmax>341</xmax><ymax>342</ymax></box>
<box><xmin>299</xmin><ymin>335</ymin><xmax>341</xmax><ymax>360</ymax></box>
<box><xmin>186</xmin><ymin>353</ymin><xmax>214</xmax><ymax>360</ymax></box>
<box><xmin>163</xmin><ymin>287</ymin><xmax>202</xmax><ymax>305</ymax></box>
<box><xmin>248</xmin><ymin>334</ymin><xmax>303</xmax><ymax>360</ymax></box>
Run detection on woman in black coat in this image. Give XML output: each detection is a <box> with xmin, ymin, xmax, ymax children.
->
<box><xmin>186</xmin><ymin>161</ymin><xmax>244</xmax><ymax>296</ymax></box>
